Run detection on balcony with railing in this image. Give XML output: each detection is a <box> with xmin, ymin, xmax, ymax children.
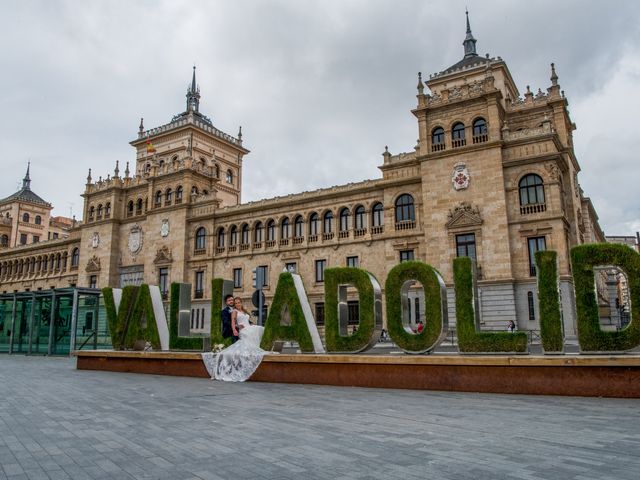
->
<box><xmin>371</xmin><ymin>225</ymin><xmax>384</xmax><ymax>235</ymax></box>
<box><xmin>472</xmin><ymin>133</ymin><xmax>488</xmax><ymax>144</ymax></box>
<box><xmin>520</xmin><ymin>203</ymin><xmax>547</xmax><ymax>215</ymax></box>
<box><xmin>265</xmin><ymin>240</ymin><xmax>276</xmax><ymax>248</ymax></box>
<box><xmin>452</xmin><ymin>138</ymin><xmax>466</xmax><ymax>148</ymax></box>
<box><xmin>215</xmin><ymin>247</ymin><xmax>225</xmax><ymax>255</ymax></box>
<box><xmin>339</xmin><ymin>231</ymin><xmax>349</xmax><ymax>239</ymax></box>
<box><xmin>323</xmin><ymin>232</ymin><xmax>334</xmax><ymax>241</ymax></box>
<box><xmin>395</xmin><ymin>221</ymin><xmax>415</xmax><ymax>231</ymax></box>
<box><xmin>431</xmin><ymin>142</ymin><xmax>445</xmax><ymax>152</ymax></box>
<box><xmin>354</xmin><ymin>228</ymin><xmax>367</xmax><ymax>238</ymax></box>
<box><xmin>308</xmin><ymin>235</ymin><xmax>318</xmax><ymax>243</ymax></box>
<box><xmin>293</xmin><ymin>237</ymin><xmax>304</xmax><ymax>245</ymax></box>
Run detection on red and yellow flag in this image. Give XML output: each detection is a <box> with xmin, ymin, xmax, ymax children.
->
<box><xmin>146</xmin><ymin>140</ymin><xmax>156</xmax><ymax>154</ymax></box>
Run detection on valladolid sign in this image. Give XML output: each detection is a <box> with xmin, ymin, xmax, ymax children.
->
<box><xmin>103</xmin><ymin>244</ymin><xmax>640</xmax><ymax>355</ymax></box>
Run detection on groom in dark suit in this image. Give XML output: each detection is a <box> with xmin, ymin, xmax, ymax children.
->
<box><xmin>221</xmin><ymin>294</ymin><xmax>239</xmax><ymax>343</ymax></box>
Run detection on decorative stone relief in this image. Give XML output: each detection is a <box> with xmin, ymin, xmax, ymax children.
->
<box><xmin>153</xmin><ymin>246</ymin><xmax>173</xmax><ymax>265</ymax></box>
<box><xmin>85</xmin><ymin>255</ymin><xmax>101</xmax><ymax>272</ymax></box>
<box><xmin>446</xmin><ymin>202</ymin><xmax>483</xmax><ymax>229</ymax></box>
<box><xmin>545</xmin><ymin>163</ymin><xmax>559</xmax><ymax>181</ymax></box>
<box><xmin>452</xmin><ymin>163</ymin><xmax>470</xmax><ymax>190</ymax></box>
<box><xmin>128</xmin><ymin>224</ymin><xmax>143</xmax><ymax>255</ymax></box>
<box><xmin>161</xmin><ymin>219</ymin><xmax>170</xmax><ymax>237</ymax></box>
<box><xmin>91</xmin><ymin>232</ymin><xmax>100</xmax><ymax>248</ymax></box>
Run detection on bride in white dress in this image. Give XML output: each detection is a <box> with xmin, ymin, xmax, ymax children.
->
<box><xmin>203</xmin><ymin>297</ymin><xmax>268</xmax><ymax>382</ymax></box>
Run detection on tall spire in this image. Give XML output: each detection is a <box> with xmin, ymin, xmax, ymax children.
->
<box><xmin>186</xmin><ymin>65</ymin><xmax>200</xmax><ymax>113</ymax></box>
<box><xmin>463</xmin><ymin>9</ymin><xmax>478</xmax><ymax>58</ymax></box>
<box><xmin>22</xmin><ymin>162</ymin><xmax>31</xmax><ymax>190</ymax></box>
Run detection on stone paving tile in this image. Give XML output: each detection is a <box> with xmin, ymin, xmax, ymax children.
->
<box><xmin>1</xmin><ymin>356</ymin><xmax>640</xmax><ymax>479</ymax></box>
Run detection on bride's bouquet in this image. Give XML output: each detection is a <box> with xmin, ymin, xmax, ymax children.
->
<box><xmin>211</xmin><ymin>343</ymin><xmax>226</xmax><ymax>353</ymax></box>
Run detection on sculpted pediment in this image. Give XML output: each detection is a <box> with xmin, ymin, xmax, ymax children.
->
<box><xmin>446</xmin><ymin>202</ymin><xmax>482</xmax><ymax>229</ymax></box>
<box><xmin>85</xmin><ymin>255</ymin><xmax>101</xmax><ymax>272</ymax></box>
<box><xmin>153</xmin><ymin>246</ymin><xmax>173</xmax><ymax>265</ymax></box>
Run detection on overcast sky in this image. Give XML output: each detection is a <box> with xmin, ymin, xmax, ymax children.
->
<box><xmin>1</xmin><ymin>0</ymin><xmax>639</xmax><ymax>236</ymax></box>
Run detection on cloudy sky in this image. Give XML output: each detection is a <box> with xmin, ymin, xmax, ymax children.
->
<box><xmin>1</xmin><ymin>0</ymin><xmax>639</xmax><ymax>235</ymax></box>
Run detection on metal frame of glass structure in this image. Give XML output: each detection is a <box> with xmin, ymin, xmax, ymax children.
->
<box><xmin>0</xmin><ymin>287</ymin><xmax>109</xmax><ymax>355</ymax></box>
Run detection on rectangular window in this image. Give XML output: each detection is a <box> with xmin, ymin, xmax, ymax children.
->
<box><xmin>346</xmin><ymin>256</ymin><xmax>359</xmax><ymax>268</ymax></box>
<box><xmin>347</xmin><ymin>300</ymin><xmax>359</xmax><ymax>326</ymax></box>
<box><xmin>285</xmin><ymin>262</ymin><xmax>297</xmax><ymax>273</ymax></box>
<box><xmin>20</xmin><ymin>234</ymin><xmax>27</xmax><ymax>245</ymax></box>
<box><xmin>315</xmin><ymin>259</ymin><xmax>326</xmax><ymax>282</ymax></box>
<box><xmin>456</xmin><ymin>233</ymin><xmax>476</xmax><ymax>259</ymax></box>
<box><xmin>194</xmin><ymin>271</ymin><xmax>204</xmax><ymax>298</ymax></box>
<box><xmin>527</xmin><ymin>236</ymin><xmax>546</xmax><ymax>276</ymax></box>
<box><xmin>53</xmin><ymin>232</ymin><xmax>59</xmax><ymax>239</ymax></box>
<box><xmin>89</xmin><ymin>275</ymin><xmax>97</xmax><ymax>289</ymax></box>
<box><xmin>315</xmin><ymin>302</ymin><xmax>325</xmax><ymax>326</ymax></box>
<box><xmin>158</xmin><ymin>267</ymin><xmax>169</xmax><ymax>298</ymax></box>
<box><xmin>258</xmin><ymin>265</ymin><xmax>269</xmax><ymax>287</ymax></box>
<box><xmin>233</xmin><ymin>268</ymin><xmax>242</xmax><ymax>289</ymax></box>
<box><xmin>32</xmin><ymin>235</ymin><xmax>39</xmax><ymax>243</ymax></box>
<box><xmin>399</xmin><ymin>250</ymin><xmax>414</xmax><ymax>262</ymax></box>
<box><xmin>527</xmin><ymin>291</ymin><xmax>536</xmax><ymax>321</ymax></box>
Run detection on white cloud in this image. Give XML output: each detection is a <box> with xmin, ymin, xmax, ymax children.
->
<box><xmin>0</xmin><ymin>0</ymin><xmax>639</xmax><ymax>235</ymax></box>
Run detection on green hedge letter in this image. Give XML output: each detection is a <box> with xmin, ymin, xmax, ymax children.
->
<box><xmin>571</xmin><ymin>243</ymin><xmax>640</xmax><ymax>352</ymax></box>
<box><xmin>454</xmin><ymin>257</ymin><xmax>527</xmax><ymax>353</ymax></box>
<box><xmin>324</xmin><ymin>267</ymin><xmax>382</xmax><ymax>353</ymax></box>
<box><xmin>535</xmin><ymin>251</ymin><xmax>564</xmax><ymax>353</ymax></box>
<box><xmin>121</xmin><ymin>284</ymin><xmax>162</xmax><ymax>350</ymax></box>
<box><xmin>103</xmin><ymin>286</ymin><xmax>138</xmax><ymax>350</ymax></box>
<box><xmin>385</xmin><ymin>260</ymin><xmax>448</xmax><ymax>353</ymax></box>
<box><xmin>260</xmin><ymin>272</ymin><xmax>323</xmax><ymax>353</ymax></box>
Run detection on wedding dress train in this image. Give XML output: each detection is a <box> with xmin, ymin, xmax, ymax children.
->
<box><xmin>202</xmin><ymin>311</ymin><xmax>268</xmax><ymax>382</ymax></box>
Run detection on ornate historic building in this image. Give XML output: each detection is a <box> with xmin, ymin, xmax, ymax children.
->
<box><xmin>0</xmin><ymin>15</ymin><xmax>606</xmax><ymax>337</ymax></box>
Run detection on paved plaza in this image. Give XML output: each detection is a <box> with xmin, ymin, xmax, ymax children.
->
<box><xmin>1</xmin><ymin>356</ymin><xmax>639</xmax><ymax>480</ymax></box>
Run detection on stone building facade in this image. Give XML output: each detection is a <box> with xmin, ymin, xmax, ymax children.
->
<box><xmin>0</xmin><ymin>16</ymin><xmax>606</xmax><ymax>336</ymax></box>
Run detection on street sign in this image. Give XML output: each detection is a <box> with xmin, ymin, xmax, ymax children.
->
<box><xmin>252</xmin><ymin>289</ymin><xmax>265</xmax><ymax>308</ymax></box>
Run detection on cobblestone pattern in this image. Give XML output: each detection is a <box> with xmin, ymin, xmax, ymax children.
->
<box><xmin>1</xmin><ymin>356</ymin><xmax>639</xmax><ymax>479</ymax></box>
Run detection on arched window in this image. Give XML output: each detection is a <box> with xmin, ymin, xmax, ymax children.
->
<box><xmin>191</xmin><ymin>186</ymin><xmax>199</xmax><ymax>196</ymax></box>
<box><xmin>155</xmin><ymin>190</ymin><xmax>162</xmax><ymax>206</ymax></box>
<box><xmin>431</xmin><ymin>127</ymin><xmax>445</xmax><ymax>151</ymax></box>
<box><xmin>254</xmin><ymin>221</ymin><xmax>264</xmax><ymax>242</ymax></box>
<box><xmin>230</xmin><ymin>225</ymin><xmax>238</xmax><ymax>245</ymax></box>
<box><xmin>22</xmin><ymin>212</ymin><xmax>30</xmax><ymax>223</ymax></box>
<box><xmin>97</xmin><ymin>204</ymin><xmax>103</xmax><ymax>219</ymax></box>
<box><xmin>354</xmin><ymin>206</ymin><xmax>365</xmax><ymax>230</ymax></box>
<box><xmin>0</xmin><ymin>234</ymin><xmax>8</xmax><ymax>247</ymax></box>
<box><xmin>216</xmin><ymin>227</ymin><xmax>225</xmax><ymax>248</ymax></box>
<box><xmin>472</xmin><ymin>118</ymin><xmax>488</xmax><ymax>143</ymax></box>
<box><xmin>136</xmin><ymin>198</ymin><xmax>143</xmax><ymax>213</ymax></box>
<box><xmin>105</xmin><ymin>203</ymin><xmax>111</xmax><ymax>217</ymax></box>
<box><xmin>127</xmin><ymin>201</ymin><xmax>134</xmax><ymax>215</ymax></box>
<box><xmin>195</xmin><ymin>227</ymin><xmax>206</xmax><ymax>250</ymax></box>
<box><xmin>339</xmin><ymin>207</ymin><xmax>350</xmax><ymax>232</ymax></box>
<box><xmin>452</xmin><ymin>122</ymin><xmax>466</xmax><ymax>147</ymax></box>
<box><xmin>176</xmin><ymin>186</ymin><xmax>183</xmax><ymax>203</ymax></box>
<box><xmin>166</xmin><ymin>188</ymin><xmax>173</xmax><ymax>205</ymax></box>
<box><xmin>323</xmin><ymin>211</ymin><xmax>334</xmax><ymax>234</ymax></box>
<box><xmin>88</xmin><ymin>206</ymin><xmax>95</xmax><ymax>221</ymax></box>
<box><xmin>71</xmin><ymin>248</ymin><xmax>80</xmax><ymax>267</ymax></box>
<box><xmin>226</xmin><ymin>169</ymin><xmax>233</xmax><ymax>184</ymax></box>
<box><xmin>241</xmin><ymin>224</ymin><xmax>249</xmax><ymax>245</ymax></box>
<box><xmin>266</xmin><ymin>220</ymin><xmax>276</xmax><ymax>242</ymax></box>
<box><xmin>372</xmin><ymin>203</ymin><xmax>384</xmax><ymax>227</ymax></box>
<box><xmin>214</xmin><ymin>164</ymin><xmax>220</xmax><ymax>178</ymax></box>
<box><xmin>395</xmin><ymin>194</ymin><xmax>415</xmax><ymax>223</ymax></box>
<box><xmin>281</xmin><ymin>217</ymin><xmax>290</xmax><ymax>239</ymax></box>
<box><xmin>519</xmin><ymin>174</ymin><xmax>545</xmax><ymax>206</ymax></box>
<box><xmin>294</xmin><ymin>215</ymin><xmax>304</xmax><ymax>238</ymax></box>
<box><xmin>35</xmin><ymin>215</ymin><xmax>42</xmax><ymax>225</ymax></box>
<box><xmin>309</xmin><ymin>212</ymin><xmax>319</xmax><ymax>236</ymax></box>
